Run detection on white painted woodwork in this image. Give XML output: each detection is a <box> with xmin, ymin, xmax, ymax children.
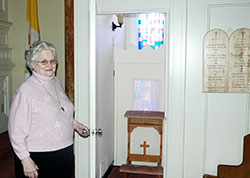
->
<box><xmin>0</xmin><ymin>0</ymin><xmax>7</xmax><ymax>21</ymax></box>
<box><xmin>0</xmin><ymin>0</ymin><xmax>13</xmax><ymax>133</ymax></box>
<box><xmin>74</xmin><ymin>0</ymin><xmax>250</xmax><ymax>177</ymax></box>
<box><xmin>185</xmin><ymin>1</ymin><xmax>250</xmax><ymax>178</ymax></box>
<box><xmin>114</xmin><ymin>45</ymin><xmax>166</xmax><ymax>165</ymax></box>
<box><xmin>74</xmin><ymin>2</ymin><xmax>115</xmax><ymax>178</ymax></box>
<box><xmin>74</xmin><ymin>0</ymin><xmax>90</xmax><ymax>177</ymax></box>
<box><xmin>96</xmin><ymin>0</ymin><xmax>169</xmax><ymax>14</ymax></box>
<box><xmin>0</xmin><ymin>75</ymin><xmax>10</xmax><ymax>132</ymax></box>
<box><xmin>89</xmin><ymin>1</ymin><xmax>96</xmax><ymax>178</ymax></box>
<box><xmin>96</xmin><ymin>14</ymin><xmax>115</xmax><ymax>178</ymax></box>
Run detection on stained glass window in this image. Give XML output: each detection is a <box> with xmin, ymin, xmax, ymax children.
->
<box><xmin>138</xmin><ymin>13</ymin><xmax>165</xmax><ymax>50</ymax></box>
<box><xmin>133</xmin><ymin>80</ymin><xmax>159</xmax><ymax>111</ymax></box>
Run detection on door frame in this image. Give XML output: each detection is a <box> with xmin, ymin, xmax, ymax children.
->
<box><xmin>74</xmin><ymin>0</ymin><xmax>171</xmax><ymax>177</ymax></box>
<box><xmin>96</xmin><ymin>9</ymin><xmax>170</xmax><ymax>174</ymax></box>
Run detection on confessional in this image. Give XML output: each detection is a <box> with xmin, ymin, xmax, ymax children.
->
<box><xmin>203</xmin><ymin>134</ymin><xmax>250</xmax><ymax>178</ymax></box>
<box><xmin>119</xmin><ymin>110</ymin><xmax>164</xmax><ymax>178</ymax></box>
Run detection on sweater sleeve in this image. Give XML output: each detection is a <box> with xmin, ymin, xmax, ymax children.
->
<box><xmin>8</xmin><ymin>90</ymin><xmax>32</xmax><ymax>160</ymax></box>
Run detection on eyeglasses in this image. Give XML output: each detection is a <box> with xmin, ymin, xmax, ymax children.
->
<box><xmin>36</xmin><ymin>59</ymin><xmax>58</xmax><ymax>66</ymax></box>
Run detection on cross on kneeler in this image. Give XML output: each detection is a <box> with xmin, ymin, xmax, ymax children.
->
<box><xmin>140</xmin><ymin>141</ymin><xmax>150</xmax><ymax>155</ymax></box>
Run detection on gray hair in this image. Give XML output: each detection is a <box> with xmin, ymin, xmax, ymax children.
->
<box><xmin>26</xmin><ymin>41</ymin><xmax>58</xmax><ymax>69</ymax></box>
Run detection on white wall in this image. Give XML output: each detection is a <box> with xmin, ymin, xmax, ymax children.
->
<box><xmin>8</xmin><ymin>0</ymin><xmax>65</xmax><ymax>96</ymax></box>
<box><xmin>185</xmin><ymin>2</ymin><xmax>250</xmax><ymax>178</ymax></box>
<box><xmin>126</xmin><ymin>15</ymin><xmax>138</xmax><ymax>48</ymax></box>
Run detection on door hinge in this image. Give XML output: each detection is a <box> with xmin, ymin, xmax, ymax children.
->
<box><xmin>113</xmin><ymin>70</ymin><xmax>115</xmax><ymax>77</ymax></box>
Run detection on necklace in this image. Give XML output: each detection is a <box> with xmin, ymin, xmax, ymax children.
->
<box><xmin>53</xmin><ymin>83</ymin><xmax>65</xmax><ymax>112</ymax></box>
<box><xmin>34</xmin><ymin>75</ymin><xmax>65</xmax><ymax>112</ymax></box>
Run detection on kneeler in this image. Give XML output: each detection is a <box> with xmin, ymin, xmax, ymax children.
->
<box><xmin>119</xmin><ymin>110</ymin><xmax>164</xmax><ymax>178</ymax></box>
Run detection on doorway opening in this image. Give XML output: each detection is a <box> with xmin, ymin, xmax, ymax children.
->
<box><xmin>95</xmin><ymin>12</ymin><xmax>168</xmax><ymax>178</ymax></box>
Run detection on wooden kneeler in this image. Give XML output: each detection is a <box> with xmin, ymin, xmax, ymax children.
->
<box><xmin>119</xmin><ymin>110</ymin><xmax>164</xmax><ymax>178</ymax></box>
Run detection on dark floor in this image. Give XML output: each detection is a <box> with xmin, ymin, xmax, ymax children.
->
<box><xmin>106</xmin><ymin>166</ymin><xmax>156</xmax><ymax>178</ymax></box>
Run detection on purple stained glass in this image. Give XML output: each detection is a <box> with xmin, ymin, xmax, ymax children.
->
<box><xmin>133</xmin><ymin>80</ymin><xmax>159</xmax><ymax>111</ymax></box>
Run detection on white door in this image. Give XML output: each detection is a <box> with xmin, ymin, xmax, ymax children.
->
<box><xmin>74</xmin><ymin>0</ymin><xmax>98</xmax><ymax>177</ymax></box>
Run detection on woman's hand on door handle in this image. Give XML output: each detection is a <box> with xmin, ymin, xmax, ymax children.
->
<box><xmin>82</xmin><ymin>129</ymin><xmax>90</xmax><ymax>138</ymax></box>
<box><xmin>74</xmin><ymin>120</ymin><xmax>90</xmax><ymax>138</ymax></box>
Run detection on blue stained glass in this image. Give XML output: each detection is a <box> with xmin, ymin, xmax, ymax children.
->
<box><xmin>138</xmin><ymin>13</ymin><xmax>165</xmax><ymax>50</ymax></box>
<box><xmin>138</xmin><ymin>41</ymin><xmax>143</xmax><ymax>50</ymax></box>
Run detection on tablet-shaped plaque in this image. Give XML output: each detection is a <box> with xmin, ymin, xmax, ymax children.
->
<box><xmin>203</xmin><ymin>29</ymin><xmax>229</xmax><ymax>93</ymax></box>
<box><xmin>203</xmin><ymin>28</ymin><xmax>250</xmax><ymax>93</ymax></box>
<box><xmin>228</xmin><ymin>28</ymin><xmax>250</xmax><ymax>93</ymax></box>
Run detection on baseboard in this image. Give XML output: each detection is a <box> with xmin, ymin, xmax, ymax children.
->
<box><xmin>102</xmin><ymin>164</ymin><xmax>119</xmax><ymax>178</ymax></box>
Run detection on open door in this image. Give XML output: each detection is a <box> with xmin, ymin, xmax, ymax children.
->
<box><xmin>73</xmin><ymin>0</ymin><xmax>99</xmax><ymax>177</ymax></box>
<box><xmin>74</xmin><ymin>0</ymin><xmax>116</xmax><ymax>177</ymax></box>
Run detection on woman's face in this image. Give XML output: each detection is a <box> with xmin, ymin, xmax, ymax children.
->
<box><xmin>34</xmin><ymin>50</ymin><xmax>57</xmax><ymax>77</ymax></box>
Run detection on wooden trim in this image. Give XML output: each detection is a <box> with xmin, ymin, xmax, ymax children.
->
<box><xmin>65</xmin><ymin>0</ymin><xmax>74</xmax><ymax>103</ymax></box>
<box><xmin>128</xmin><ymin>154</ymin><xmax>161</xmax><ymax>163</ymax></box>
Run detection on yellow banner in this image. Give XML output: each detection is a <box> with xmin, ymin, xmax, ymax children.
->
<box><xmin>26</xmin><ymin>0</ymin><xmax>40</xmax><ymax>45</ymax></box>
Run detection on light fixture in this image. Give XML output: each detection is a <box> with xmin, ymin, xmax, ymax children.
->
<box><xmin>112</xmin><ymin>14</ymin><xmax>124</xmax><ymax>31</ymax></box>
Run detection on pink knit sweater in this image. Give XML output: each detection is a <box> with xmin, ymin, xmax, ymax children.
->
<box><xmin>8</xmin><ymin>72</ymin><xmax>74</xmax><ymax>160</ymax></box>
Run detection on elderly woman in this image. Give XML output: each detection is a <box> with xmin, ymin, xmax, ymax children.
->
<box><xmin>8</xmin><ymin>41</ymin><xmax>89</xmax><ymax>178</ymax></box>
